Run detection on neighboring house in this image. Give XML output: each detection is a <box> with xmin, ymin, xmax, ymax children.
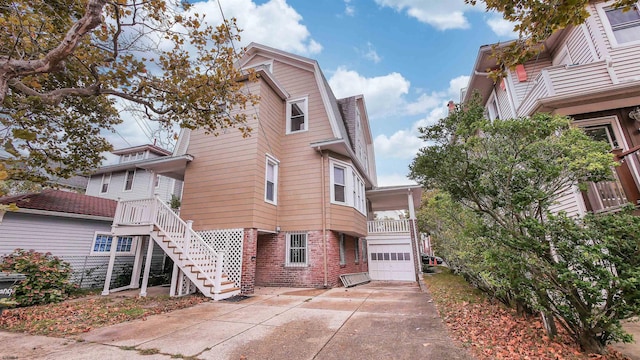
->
<box><xmin>86</xmin><ymin>144</ymin><xmax>182</xmax><ymax>204</ymax></box>
<box><xmin>0</xmin><ymin>190</ymin><xmax>165</xmax><ymax>288</ymax></box>
<box><xmin>107</xmin><ymin>43</ymin><xmax>423</xmax><ymax>300</ymax></box>
<box><xmin>462</xmin><ymin>0</ymin><xmax>640</xmax><ymax>216</ymax></box>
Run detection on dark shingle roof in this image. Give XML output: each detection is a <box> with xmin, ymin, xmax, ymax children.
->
<box><xmin>0</xmin><ymin>190</ymin><xmax>116</xmax><ymax>218</ymax></box>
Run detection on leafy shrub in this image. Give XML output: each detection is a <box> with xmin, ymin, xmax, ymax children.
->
<box><xmin>0</xmin><ymin>249</ymin><xmax>77</xmax><ymax>306</ymax></box>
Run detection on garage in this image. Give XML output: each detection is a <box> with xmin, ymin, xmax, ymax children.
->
<box><xmin>367</xmin><ymin>241</ymin><xmax>416</xmax><ymax>281</ymax></box>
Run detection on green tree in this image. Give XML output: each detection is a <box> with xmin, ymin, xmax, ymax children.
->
<box><xmin>465</xmin><ymin>0</ymin><xmax>637</xmax><ymax>79</ymax></box>
<box><xmin>0</xmin><ymin>0</ymin><xmax>258</xmax><ymax>192</ymax></box>
<box><xmin>409</xmin><ymin>95</ymin><xmax>640</xmax><ymax>354</ymax></box>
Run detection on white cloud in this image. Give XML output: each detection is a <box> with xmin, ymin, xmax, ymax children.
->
<box><xmin>189</xmin><ymin>0</ymin><xmax>322</xmax><ymax>55</ymax></box>
<box><xmin>376</xmin><ymin>173</ymin><xmax>418</xmax><ymax>187</ymax></box>
<box><xmin>374</xmin><ymin>0</ymin><xmax>480</xmax><ymax>30</ymax></box>
<box><xmin>363</xmin><ymin>42</ymin><xmax>382</xmax><ymax>63</ymax></box>
<box><xmin>328</xmin><ymin>67</ymin><xmax>410</xmax><ymax>118</ymax></box>
<box><xmin>374</xmin><ymin>130</ymin><xmax>423</xmax><ymax>159</ymax></box>
<box><xmin>486</xmin><ymin>15</ymin><xmax>517</xmax><ymax>37</ymax></box>
<box><xmin>344</xmin><ymin>0</ymin><xmax>355</xmax><ymax>16</ymax></box>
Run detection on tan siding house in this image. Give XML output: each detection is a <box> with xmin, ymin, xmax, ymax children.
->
<box><xmin>108</xmin><ymin>43</ymin><xmax>424</xmax><ymax>298</ymax></box>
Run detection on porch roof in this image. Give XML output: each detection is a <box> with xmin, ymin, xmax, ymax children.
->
<box><xmin>367</xmin><ymin>185</ymin><xmax>422</xmax><ymax>212</ymax></box>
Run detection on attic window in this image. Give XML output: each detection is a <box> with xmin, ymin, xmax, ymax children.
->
<box><xmin>286</xmin><ymin>97</ymin><xmax>308</xmax><ymax>134</ymax></box>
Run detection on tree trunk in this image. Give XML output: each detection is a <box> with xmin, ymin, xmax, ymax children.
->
<box><xmin>540</xmin><ymin>311</ymin><xmax>557</xmax><ymax>338</ymax></box>
<box><xmin>578</xmin><ymin>330</ymin><xmax>605</xmax><ymax>354</ymax></box>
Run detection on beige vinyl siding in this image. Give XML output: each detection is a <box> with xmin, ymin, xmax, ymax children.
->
<box><xmin>509</xmin><ymin>59</ymin><xmax>553</xmax><ymax>105</ymax></box>
<box><xmin>86</xmin><ymin>170</ymin><xmax>174</xmax><ymax>202</ymax></box>
<box><xmin>562</xmin><ymin>25</ymin><xmax>597</xmax><ymax>65</ymax></box>
<box><xmin>546</xmin><ymin>61</ymin><xmax>613</xmax><ymax>94</ymax></box>
<box><xmin>272</xmin><ymin>61</ymin><xmax>334</xmax><ymax>231</ymax></box>
<box><xmin>495</xmin><ymin>85</ymin><xmax>514</xmax><ymax>119</ymax></box>
<box><xmin>325</xmin><ymin>154</ymin><xmax>367</xmax><ymax>237</ymax></box>
<box><xmin>252</xmin><ymin>81</ymin><xmax>284</xmax><ymax>230</ymax></box>
<box><xmin>588</xmin><ymin>2</ymin><xmax>640</xmax><ymax>81</ymax></box>
<box><xmin>548</xmin><ymin>186</ymin><xmax>585</xmax><ymax>218</ymax></box>
<box><xmin>0</xmin><ymin>212</ymin><xmax>112</xmax><ymax>257</ymax></box>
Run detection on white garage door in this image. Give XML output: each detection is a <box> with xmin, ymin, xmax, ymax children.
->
<box><xmin>368</xmin><ymin>243</ymin><xmax>415</xmax><ymax>281</ymax></box>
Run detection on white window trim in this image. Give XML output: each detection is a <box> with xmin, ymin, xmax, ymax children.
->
<box><xmin>596</xmin><ymin>1</ymin><xmax>640</xmax><ymax>48</ymax></box>
<box><xmin>100</xmin><ymin>173</ymin><xmax>111</xmax><ymax>194</ymax></box>
<box><xmin>264</xmin><ymin>154</ymin><xmax>279</xmax><ymax>205</ymax></box>
<box><xmin>90</xmin><ymin>232</ymin><xmax>137</xmax><ymax>256</ymax></box>
<box><xmin>329</xmin><ymin>158</ymin><xmax>367</xmax><ymax>215</ymax></box>
<box><xmin>242</xmin><ymin>60</ymin><xmax>273</xmax><ymax>73</ymax></box>
<box><xmin>486</xmin><ymin>90</ymin><xmax>501</xmax><ymax>121</ymax></box>
<box><xmin>123</xmin><ymin>169</ymin><xmax>136</xmax><ymax>192</ymax></box>
<box><xmin>286</xmin><ymin>96</ymin><xmax>309</xmax><ymax>134</ymax></box>
<box><xmin>285</xmin><ymin>232</ymin><xmax>308</xmax><ymax>267</ymax></box>
<box><xmin>355</xmin><ymin>238</ymin><xmax>360</xmax><ymax>263</ymax></box>
<box><xmin>154</xmin><ymin>174</ymin><xmax>161</xmax><ymax>188</ymax></box>
<box><xmin>339</xmin><ymin>234</ymin><xmax>346</xmax><ymax>265</ymax></box>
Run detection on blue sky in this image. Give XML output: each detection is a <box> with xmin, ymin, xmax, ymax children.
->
<box><xmin>109</xmin><ymin>0</ymin><xmax>517</xmax><ymax>186</ymax></box>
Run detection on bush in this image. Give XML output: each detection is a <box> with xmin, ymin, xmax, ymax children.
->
<box><xmin>0</xmin><ymin>249</ymin><xmax>77</xmax><ymax>306</ymax></box>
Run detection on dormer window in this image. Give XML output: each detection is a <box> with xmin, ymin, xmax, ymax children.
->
<box><xmin>286</xmin><ymin>97</ymin><xmax>308</xmax><ymax>134</ymax></box>
<box><xmin>120</xmin><ymin>151</ymin><xmax>145</xmax><ymax>163</ymax></box>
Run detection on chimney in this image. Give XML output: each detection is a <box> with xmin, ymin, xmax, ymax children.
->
<box><xmin>447</xmin><ymin>100</ymin><xmax>456</xmax><ymax>114</ymax></box>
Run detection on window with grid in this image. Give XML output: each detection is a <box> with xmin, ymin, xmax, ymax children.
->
<box><xmin>124</xmin><ymin>170</ymin><xmax>135</xmax><ymax>191</ymax></box>
<box><xmin>339</xmin><ymin>234</ymin><xmax>346</xmax><ymax>265</ymax></box>
<box><xmin>91</xmin><ymin>234</ymin><xmax>135</xmax><ymax>255</ymax></box>
<box><xmin>286</xmin><ymin>233</ymin><xmax>308</xmax><ymax>267</ymax></box>
<box><xmin>604</xmin><ymin>4</ymin><xmax>640</xmax><ymax>44</ymax></box>
<box><xmin>354</xmin><ymin>238</ymin><xmax>360</xmax><ymax>263</ymax></box>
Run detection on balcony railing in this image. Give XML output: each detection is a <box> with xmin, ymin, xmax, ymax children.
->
<box><xmin>367</xmin><ymin>219</ymin><xmax>410</xmax><ymax>234</ymax></box>
<box><xmin>585</xmin><ymin>147</ymin><xmax>640</xmax><ymax>213</ymax></box>
<box><xmin>517</xmin><ymin>59</ymin><xmax>615</xmax><ymax>117</ymax></box>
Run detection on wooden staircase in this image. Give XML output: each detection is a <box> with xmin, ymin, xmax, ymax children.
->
<box><xmin>151</xmin><ymin>228</ymin><xmax>240</xmax><ymax>300</ymax></box>
<box><xmin>112</xmin><ymin>196</ymin><xmax>240</xmax><ymax>300</ymax></box>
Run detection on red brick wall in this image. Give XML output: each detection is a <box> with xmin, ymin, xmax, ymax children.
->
<box><xmin>253</xmin><ymin>230</ymin><xmax>367</xmax><ymax>288</ymax></box>
<box><xmin>240</xmin><ymin>228</ymin><xmax>258</xmax><ymax>294</ymax></box>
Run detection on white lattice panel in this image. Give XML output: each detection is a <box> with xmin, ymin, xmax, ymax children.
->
<box><xmin>197</xmin><ymin>229</ymin><xmax>244</xmax><ymax>287</ymax></box>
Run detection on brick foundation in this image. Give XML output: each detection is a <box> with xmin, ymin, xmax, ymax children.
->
<box><xmin>253</xmin><ymin>230</ymin><xmax>368</xmax><ymax>288</ymax></box>
<box><xmin>240</xmin><ymin>228</ymin><xmax>258</xmax><ymax>294</ymax></box>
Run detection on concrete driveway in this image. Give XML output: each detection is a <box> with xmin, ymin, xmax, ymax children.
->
<box><xmin>0</xmin><ymin>282</ymin><xmax>473</xmax><ymax>360</ymax></box>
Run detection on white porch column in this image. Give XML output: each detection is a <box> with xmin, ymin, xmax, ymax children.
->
<box><xmin>101</xmin><ymin>235</ymin><xmax>119</xmax><ymax>295</ymax></box>
<box><xmin>184</xmin><ymin>220</ymin><xmax>193</xmax><ymax>254</ymax></box>
<box><xmin>129</xmin><ymin>236</ymin><xmax>144</xmax><ymax>288</ymax></box>
<box><xmin>407</xmin><ymin>190</ymin><xmax>416</xmax><ymax>220</ymax></box>
<box><xmin>139</xmin><ymin>237</ymin><xmax>155</xmax><ymax>297</ymax></box>
<box><xmin>169</xmin><ymin>263</ymin><xmax>179</xmax><ymax>297</ymax></box>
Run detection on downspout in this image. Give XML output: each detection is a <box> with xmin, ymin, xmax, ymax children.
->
<box><xmin>319</xmin><ymin>148</ymin><xmax>328</xmax><ymax>288</ymax></box>
<box><xmin>408</xmin><ymin>189</ymin><xmax>422</xmax><ymax>276</ymax></box>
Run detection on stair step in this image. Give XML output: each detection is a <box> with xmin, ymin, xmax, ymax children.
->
<box><xmin>219</xmin><ymin>287</ymin><xmax>241</xmax><ymax>294</ymax></box>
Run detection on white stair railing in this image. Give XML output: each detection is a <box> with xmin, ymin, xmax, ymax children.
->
<box><xmin>367</xmin><ymin>219</ymin><xmax>410</xmax><ymax>233</ymax></box>
<box><xmin>115</xmin><ymin>197</ymin><xmax>226</xmax><ymax>295</ymax></box>
<box><xmin>151</xmin><ymin>196</ymin><xmax>224</xmax><ymax>294</ymax></box>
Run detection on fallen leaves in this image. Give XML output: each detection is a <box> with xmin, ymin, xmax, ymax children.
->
<box><xmin>424</xmin><ymin>270</ymin><xmax>631</xmax><ymax>360</ymax></box>
<box><xmin>0</xmin><ymin>293</ymin><xmax>207</xmax><ymax>337</ymax></box>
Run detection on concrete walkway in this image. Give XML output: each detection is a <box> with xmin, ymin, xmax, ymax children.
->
<box><xmin>0</xmin><ymin>282</ymin><xmax>473</xmax><ymax>360</ymax></box>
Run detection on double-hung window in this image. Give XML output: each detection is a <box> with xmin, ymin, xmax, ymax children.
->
<box><xmin>91</xmin><ymin>233</ymin><xmax>136</xmax><ymax>256</ymax></box>
<box><xmin>265</xmin><ymin>155</ymin><xmax>279</xmax><ymax>204</ymax></box>
<box><xmin>599</xmin><ymin>2</ymin><xmax>640</xmax><ymax>46</ymax></box>
<box><xmin>124</xmin><ymin>170</ymin><xmax>135</xmax><ymax>191</ymax></box>
<box><xmin>333</xmin><ymin>166</ymin><xmax>346</xmax><ymax>203</ymax></box>
<box><xmin>286</xmin><ymin>97</ymin><xmax>308</xmax><ymax>133</ymax></box>
<box><xmin>330</xmin><ymin>159</ymin><xmax>366</xmax><ymax>215</ymax></box>
<box><xmin>100</xmin><ymin>173</ymin><xmax>111</xmax><ymax>194</ymax></box>
<box><xmin>286</xmin><ymin>232</ymin><xmax>308</xmax><ymax>267</ymax></box>
<box><xmin>354</xmin><ymin>238</ymin><xmax>360</xmax><ymax>263</ymax></box>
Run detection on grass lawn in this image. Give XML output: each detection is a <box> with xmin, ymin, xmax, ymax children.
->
<box><xmin>423</xmin><ymin>267</ymin><xmax>630</xmax><ymax>360</ymax></box>
<box><xmin>0</xmin><ymin>291</ymin><xmax>207</xmax><ymax>337</ymax></box>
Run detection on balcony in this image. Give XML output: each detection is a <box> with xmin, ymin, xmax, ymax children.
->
<box><xmin>517</xmin><ymin>59</ymin><xmax>617</xmax><ymax>116</ymax></box>
<box><xmin>584</xmin><ymin>147</ymin><xmax>640</xmax><ymax>213</ymax></box>
<box><xmin>367</xmin><ymin>219</ymin><xmax>411</xmax><ymax>234</ymax></box>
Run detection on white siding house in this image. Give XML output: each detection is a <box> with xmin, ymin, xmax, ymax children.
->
<box><xmin>462</xmin><ymin>0</ymin><xmax>640</xmax><ymax>217</ymax></box>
